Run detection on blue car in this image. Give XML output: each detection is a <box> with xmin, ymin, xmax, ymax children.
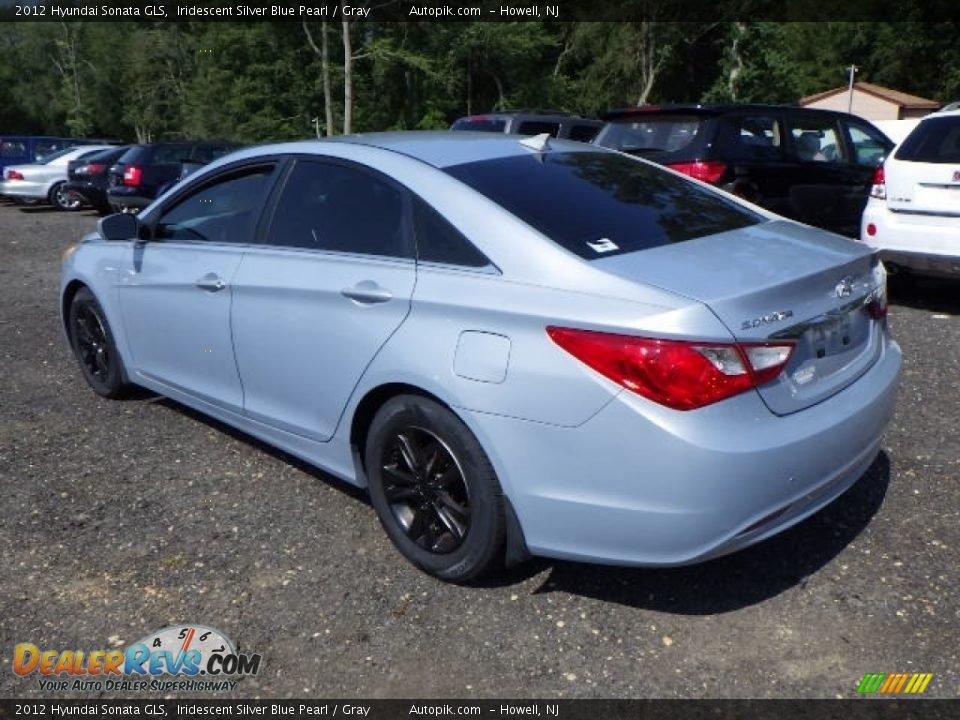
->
<box><xmin>60</xmin><ymin>132</ymin><xmax>901</xmax><ymax>582</ymax></box>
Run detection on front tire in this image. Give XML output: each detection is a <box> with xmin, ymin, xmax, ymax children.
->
<box><xmin>68</xmin><ymin>287</ymin><xmax>132</xmax><ymax>398</ymax></box>
<box><xmin>365</xmin><ymin>395</ymin><xmax>506</xmax><ymax>582</ymax></box>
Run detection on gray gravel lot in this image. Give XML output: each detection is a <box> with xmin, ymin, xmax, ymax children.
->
<box><xmin>0</xmin><ymin>204</ymin><xmax>957</xmax><ymax>699</ymax></box>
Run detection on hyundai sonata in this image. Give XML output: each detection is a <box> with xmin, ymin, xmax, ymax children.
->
<box><xmin>61</xmin><ymin>132</ymin><xmax>901</xmax><ymax>582</ymax></box>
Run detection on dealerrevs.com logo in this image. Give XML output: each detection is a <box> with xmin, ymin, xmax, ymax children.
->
<box><xmin>14</xmin><ymin>624</ymin><xmax>262</xmax><ymax>693</ymax></box>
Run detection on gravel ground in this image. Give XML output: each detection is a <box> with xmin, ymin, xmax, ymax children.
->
<box><xmin>0</xmin><ymin>203</ymin><xmax>957</xmax><ymax>700</ymax></box>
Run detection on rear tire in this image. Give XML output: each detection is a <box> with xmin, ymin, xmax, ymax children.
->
<box><xmin>68</xmin><ymin>287</ymin><xmax>132</xmax><ymax>398</ymax></box>
<box><xmin>365</xmin><ymin>395</ymin><xmax>506</xmax><ymax>583</ymax></box>
<box><xmin>50</xmin><ymin>182</ymin><xmax>83</xmax><ymax>211</ymax></box>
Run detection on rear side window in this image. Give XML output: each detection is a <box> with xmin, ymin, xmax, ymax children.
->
<box><xmin>594</xmin><ymin>115</ymin><xmax>705</xmax><ymax>157</ymax></box>
<box><xmin>895</xmin><ymin>116</ymin><xmax>960</xmax><ymax>163</ymax></box>
<box><xmin>412</xmin><ymin>197</ymin><xmax>489</xmax><ymax>268</ymax></box>
<box><xmin>846</xmin><ymin>122</ymin><xmax>890</xmax><ymax>167</ymax></box>
<box><xmin>444</xmin><ymin>151</ymin><xmax>762</xmax><ymax>260</ymax></box>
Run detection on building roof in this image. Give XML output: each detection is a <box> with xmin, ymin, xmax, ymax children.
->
<box><xmin>800</xmin><ymin>82</ymin><xmax>940</xmax><ymax>110</ymax></box>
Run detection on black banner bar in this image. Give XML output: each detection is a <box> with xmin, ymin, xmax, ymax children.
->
<box><xmin>1</xmin><ymin>0</ymin><xmax>959</xmax><ymax>22</ymax></box>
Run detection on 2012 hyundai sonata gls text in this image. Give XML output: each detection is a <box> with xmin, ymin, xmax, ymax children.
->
<box><xmin>60</xmin><ymin>132</ymin><xmax>901</xmax><ymax>582</ymax></box>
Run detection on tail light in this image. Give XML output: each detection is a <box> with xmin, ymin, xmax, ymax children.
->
<box><xmin>869</xmin><ymin>166</ymin><xmax>886</xmax><ymax>199</ymax></box>
<box><xmin>865</xmin><ymin>284</ymin><xmax>888</xmax><ymax>320</ymax></box>
<box><xmin>123</xmin><ymin>166</ymin><xmax>143</xmax><ymax>187</ymax></box>
<box><xmin>85</xmin><ymin>163</ymin><xmax>106</xmax><ymax>174</ymax></box>
<box><xmin>547</xmin><ymin>327</ymin><xmax>794</xmax><ymax>411</ymax></box>
<box><xmin>666</xmin><ymin>161</ymin><xmax>727</xmax><ymax>184</ymax></box>
<box><xmin>6</xmin><ymin>170</ymin><xmax>24</xmax><ymax>180</ymax></box>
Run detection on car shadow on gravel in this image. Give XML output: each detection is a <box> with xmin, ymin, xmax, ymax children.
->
<box><xmin>521</xmin><ymin>452</ymin><xmax>891</xmax><ymax>613</ymax></box>
<box><xmin>151</xmin><ymin>394</ymin><xmax>889</xmax><ymax>610</ymax></box>
<box><xmin>150</xmin><ymin>396</ymin><xmax>371</xmax><ymax>505</ymax></box>
<box><xmin>889</xmin><ymin>275</ymin><xmax>960</xmax><ymax>315</ymax></box>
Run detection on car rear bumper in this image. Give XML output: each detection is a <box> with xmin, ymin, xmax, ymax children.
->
<box><xmin>106</xmin><ymin>187</ymin><xmax>154</xmax><ymax>211</ymax></box>
<box><xmin>0</xmin><ymin>179</ymin><xmax>49</xmax><ymax>199</ymax></box>
<box><xmin>64</xmin><ymin>181</ymin><xmax>108</xmax><ymax>209</ymax></box>
<box><xmin>465</xmin><ymin>334</ymin><xmax>901</xmax><ymax>567</ymax></box>
<box><xmin>861</xmin><ymin>201</ymin><xmax>960</xmax><ymax>278</ymax></box>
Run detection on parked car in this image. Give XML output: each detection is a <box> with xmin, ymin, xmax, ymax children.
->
<box><xmin>594</xmin><ymin>104</ymin><xmax>894</xmax><ymax>238</ymax></box>
<box><xmin>106</xmin><ymin>141</ymin><xmax>240</xmax><ymax>212</ymax></box>
<box><xmin>62</xmin><ymin>133</ymin><xmax>900</xmax><ymax>582</ymax></box>
<box><xmin>0</xmin><ymin>145</ymin><xmax>115</xmax><ymax>209</ymax></box>
<box><xmin>0</xmin><ymin>136</ymin><xmax>117</xmax><ymax>175</ymax></box>
<box><xmin>451</xmin><ymin>110</ymin><xmax>602</xmax><ymax>142</ymax></box>
<box><xmin>860</xmin><ymin>109</ymin><xmax>960</xmax><ymax>278</ymax></box>
<box><xmin>63</xmin><ymin>146</ymin><xmax>131</xmax><ymax>214</ymax></box>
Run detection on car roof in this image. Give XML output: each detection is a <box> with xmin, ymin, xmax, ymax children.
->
<box><xmin>231</xmin><ymin>131</ymin><xmax>602</xmax><ymax>169</ymax></box>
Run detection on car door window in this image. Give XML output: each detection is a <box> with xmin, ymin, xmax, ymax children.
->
<box><xmin>1</xmin><ymin>141</ymin><xmax>26</xmax><ymax>158</ymax></box>
<box><xmin>266</xmin><ymin>159</ymin><xmax>411</xmax><ymax>258</ymax></box>
<box><xmin>155</xmin><ymin>165</ymin><xmax>274</xmax><ymax>244</ymax></box>
<box><xmin>34</xmin><ymin>141</ymin><xmax>65</xmax><ymax>161</ymax></box>
<box><xmin>787</xmin><ymin>117</ymin><xmax>847</xmax><ymax>163</ymax></box>
<box><xmin>846</xmin><ymin>122</ymin><xmax>890</xmax><ymax>167</ymax></box>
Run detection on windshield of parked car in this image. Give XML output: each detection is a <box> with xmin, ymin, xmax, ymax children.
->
<box><xmin>444</xmin><ymin>151</ymin><xmax>763</xmax><ymax>259</ymax></box>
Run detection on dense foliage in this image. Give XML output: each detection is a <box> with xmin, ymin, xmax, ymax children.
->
<box><xmin>1</xmin><ymin>20</ymin><xmax>957</xmax><ymax>142</ymax></box>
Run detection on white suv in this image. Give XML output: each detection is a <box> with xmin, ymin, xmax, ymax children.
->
<box><xmin>860</xmin><ymin>109</ymin><xmax>960</xmax><ymax>278</ymax></box>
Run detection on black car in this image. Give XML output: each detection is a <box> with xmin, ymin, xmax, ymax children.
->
<box><xmin>63</xmin><ymin>146</ymin><xmax>130</xmax><ymax>214</ymax></box>
<box><xmin>106</xmin><ymin>141</ymin><xmax>240</xmax><ymax>212</ymax></box>
<box><xmin>594</xmin><ymin>104</ymin><xmax>894</xmax><ymax>238</ymax></box>
<box><xmin>451</xmin><ymin>110</ymin><xmax>603</xmax><ymax>142</ymax></box>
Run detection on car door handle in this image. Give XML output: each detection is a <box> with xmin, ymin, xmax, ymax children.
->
<box><xmin>340</xmin><ymin>281</ymin><xmax>393</xmax><ymax>305</ymax></box>
<box><xmin>196</xmin><ymin>273</ymin><xmax>227</xmax><ymax>292</ymax></box>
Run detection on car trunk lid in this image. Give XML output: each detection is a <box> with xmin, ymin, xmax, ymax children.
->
<box><xmin>593</xmin><ymin>220</ymin><xmax>886</xmax><ymax>415</ymax></box>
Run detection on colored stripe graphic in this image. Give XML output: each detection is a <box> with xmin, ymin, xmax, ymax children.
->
<box><xmin>857</xmin><ymin>673</ymin><xmax>885</xmax><ymax>693</ymax></box>
<box><xmin>857</xmin><ymin>672</ymin><xmax>932</xmax><ymax>694</ymax></box>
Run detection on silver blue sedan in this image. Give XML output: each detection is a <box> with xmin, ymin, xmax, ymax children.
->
<box><xmin>60</xmin><ymin>132</ymin><xmax>901</xmax><ymax>582</ymax></box>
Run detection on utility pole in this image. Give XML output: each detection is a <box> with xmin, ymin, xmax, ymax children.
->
<box><xmin>846</xmin><ymin>65</ymin><xmax>859</xmax><ymax>114</ymax></box>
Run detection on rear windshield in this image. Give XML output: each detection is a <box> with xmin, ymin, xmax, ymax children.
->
<box><xmin>84</xmin><ymin>146</ymin><xmax>127</xmax><ymax>163</ymax></box>
<box><xmin>451</xmin><ymin>117</ymin><xmax>508</xmax><ymax>133</ymax></box>
<box><xmin>594</xmin><ymin>114</ymin><xmax>707</xmax><ymax>158</ymax></box>
<box><xmin>444</xmin><ymin>151</ymin><xmax>762</xmax><ymax>259</ymax></box>
<box><xmin>895</xmin><ymin>116</ymin><xmax>960</xmax><ymax>163</ymax></box>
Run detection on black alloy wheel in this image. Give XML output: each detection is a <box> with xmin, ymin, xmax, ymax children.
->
<box><xmin>68</xmin><ymin>287</ymin><xmax>131</xmax><ymax>398</ymax></box>
<box><xmin>382</xmin><ymin>426</ymin><xmax>472</xmax><ymax>554</ymax></box>
<box><xmin>366</xmin><ymin>395</ymin><xmax>506</xmax><ymax>582</ymax></box>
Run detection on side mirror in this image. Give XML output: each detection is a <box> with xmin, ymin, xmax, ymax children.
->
<box><xmin>98</xmin><ymin>213</ymin><xmax>140</xmax><ymax>241</ymax></box>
